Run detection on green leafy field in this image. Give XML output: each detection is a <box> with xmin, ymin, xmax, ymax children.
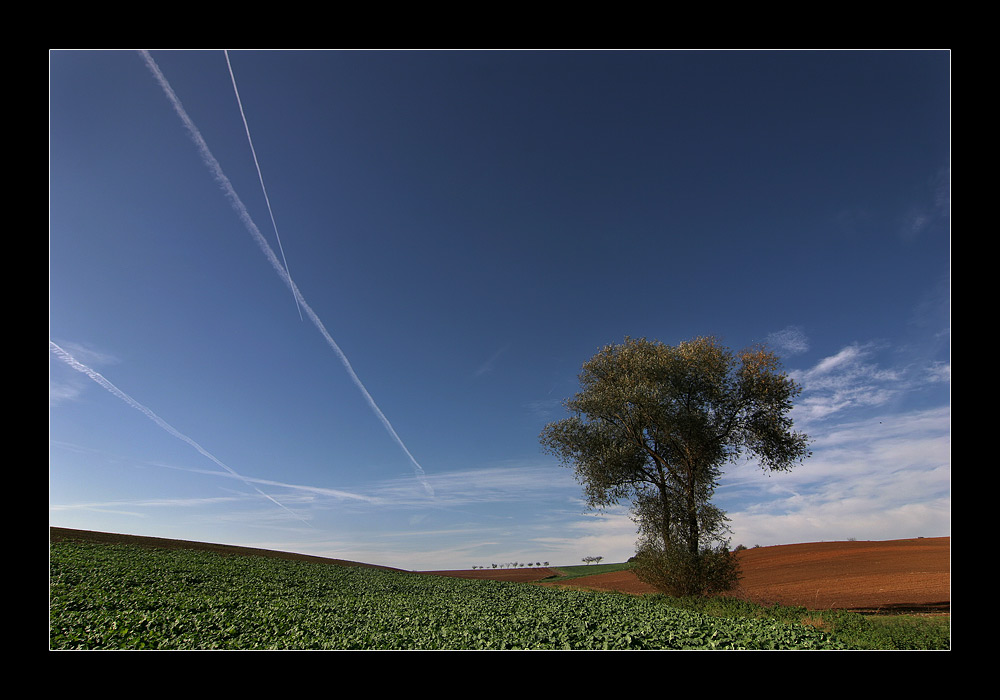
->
<box><xmin>549</xmin><ymin>562</ymin><xmax>634</xmax><ymax>580</ymax></box>
<box><xmin>49</xmin><ymin>540</ymin><xmax>946</xmax><ymax>650</ymax></box>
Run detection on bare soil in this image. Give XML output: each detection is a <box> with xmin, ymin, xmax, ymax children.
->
<box><xmin>536</xmin><ymin>537</ymin><xmax>951</xmax><ymax>613</ymax></box>
<box><xmin>50</xmin><ymin>528</ymin><xmax>949</xmax><ymax>614</ymax></box>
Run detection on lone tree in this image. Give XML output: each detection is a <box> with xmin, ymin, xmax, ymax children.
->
<box><xmin>540</xmin><ymin>336</ymin><xmax>810</xmax><ymax>596</ymax></box>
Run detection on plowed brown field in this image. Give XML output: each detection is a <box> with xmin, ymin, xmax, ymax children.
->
<box><xmin>533</xmin><ymin>537</ymin><xmax>950</xmax><ymax>613</ymax></box>
<box><xmin>429</xmin><ymin>537</ymin><xmax>950</xmax><ymax>613</ymax></box>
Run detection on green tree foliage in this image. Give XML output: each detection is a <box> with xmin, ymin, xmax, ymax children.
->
<box><xmin>539</xmin><ymin>337</ymin><xmax>810</xmax><ymax>596</ymax></box>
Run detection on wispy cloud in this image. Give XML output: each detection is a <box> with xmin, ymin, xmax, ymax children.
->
<box><xmin>720</xmin><ymin>404</ymin><xmax>950</xmax><ymax>546</ymax></box>
<box><xmin>50</xmin><ymin>381</ymin><xmax>84</xmax><ymax>407</ymax></box>
<box><xmin>524</xmin><ymin>398</ymin><xmax>563</xmax><ymax>422</ymax></box>
<box><xmin>156</xmin><ymin>462</ymin><xmax>382</xmax><ymax>505</ymax></box>
<box><xmin>131</xmin><ymin>454</ymin><xmax>579</xmax><ymax>515</ymax></box>
<box><xmin>926</xmin><ymin>361</ymin><xmax>950</xmax><ymax>383</ymax></box>
<box><xmin>140</xmin><ymin>50</ymin><xmax>433</xmax><ymax>498</ymax></box>
<box><xmin>224</xmin><ymin>50</ymin><xmax>301</xmax><ymax>320</ymax></box>
<box><xmin>51</xmin><ymin>495</ymin><xmax>245</xmax><ymax>516</ymax></box>
<box><xmin>717</xmin><ymin>333</ymin><xmax>951</xmax><ymax>547</ymax></box>
<box><xmin>766</xmin><ymin>326</ymin><xmax>809</xmax><ymax>356</ymax></box>
<box><xmin>368</xmin><ymin>462</ymin><xmax>580</xmax><ymax>510</ymax></box>
<box><xmin>789</xmin><ymin>343</ymin><xmax>905</xmax><ymax>422</ymax></box>
<box><xmin>900</xmin><ymin>168</ymin><xmax>950</xmax><ymax>242</ymax></box>
<box><xmin>50</xmin><ymin>341</ymin><xmax>312</xmax><ymax>527</ymax></box>
<box><xmin>49</xmin><ymin>341</ymin><xmax>118</xmax><ymax>407</ymax></box>
<box><xmin>473</xmin><ymin>343</ymin><xmax>510</xmax><ymax>378</ymax></box>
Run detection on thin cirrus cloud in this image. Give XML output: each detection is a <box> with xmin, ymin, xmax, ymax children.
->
<box><xmin>473</xmin><ymin>343</ymin><xmax>511</xmax><ymax>378</ymax></box>
<box><xmin>224</xmin><ymin>49</ymin><xmax>300</xmax><ymax>321</ymax></box>
<box><xmin>165</xmin><ymin>459</ymin><xmax>577</xmax><ymax>515</ymax></box>
<box><xmin>50</xmin><ymin>495</ymin><xmax>245</xmax><ymax>516</ymax></box>
<box><xmin>719</xmin><ymin>403</ymin><xmax>950</xmax><ymax>545</ymax></box>
<box><xmin>49</xmin><ymin>342</ymin><xmax>119</xmax><ymax>407</ymax></box>
<box><xmin>901</xmin><ymin>168</ymin><xmax>950</xmax><ymax>242</ymax></box>
<box><xmin>765</xmin><ymin>326</ymin><xmax>809</xmax><ymax>355</ymax></box>
<box><xmin>715</xmin><ymin>330</ymin><xmax>950</xmax><ymax>545</ymax></box>
<box><xmin>50</xmin><ymin>341</ymin><xmax>312</xmax><ymax>527</ymax></box>
<box><xmin>789</xmin><ymin>343</ymin><xmax>905</xmax><ymax>422</ymax></box>
<box><xmin>368</xmin><ymin>463</ymin><xmax>579</xmax><ymax>509</ymax></box>
<box><xmin>139</xmin><ymin>50</ymin><xmax>433</xmax><ymax>498</ymax></box>
<box><xmin>148</xmin><ymin>461</ymin><xmax>383</xmax><ymax>506</ymax></box>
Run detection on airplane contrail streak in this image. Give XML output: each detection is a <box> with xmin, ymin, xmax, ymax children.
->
<box><xmin>49</xmin><ymin>342</ymin><xmax>312</xmax><ymax>526</ymax></box>
<box><xmin>224</xmin><ymin>49</ymin><xmax>302</xmax><ymax>321</ymax></box>
<box><xmin>139</xmin><ymin>51</ymin><xmax>434</xmax><ymax>497</ymax></box>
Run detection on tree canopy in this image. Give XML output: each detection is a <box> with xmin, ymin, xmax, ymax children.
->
<box><xmin>539</xmin><ymin>336</ymin><xmax>810</xmax><ymax>595</ymax></box>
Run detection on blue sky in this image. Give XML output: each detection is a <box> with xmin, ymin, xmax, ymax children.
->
<box><xmin>50</xmin><ymin>50</ymin><xmax>950</xmax><ymax>570</ymax></box>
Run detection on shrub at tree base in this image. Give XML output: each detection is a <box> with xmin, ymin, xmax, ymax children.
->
<box><xmin>632</xmin><ymin>542</ymin><xmax>741</xmax><ymax>597</ymax></box>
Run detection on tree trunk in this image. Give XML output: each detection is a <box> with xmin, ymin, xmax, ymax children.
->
<box><xmin>658</xmin><ymin>484</ymin><xmax>672</xmax><ymax>549</ymax></box>
<box><xmin>685</xmin><ymin>473</ymin><xmax>699</xmax><ymax>557</ymax></box>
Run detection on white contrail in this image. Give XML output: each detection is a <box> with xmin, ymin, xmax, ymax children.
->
<box><xmin>139</xmin><ymin>51</ymin><xmax>434</xmax><ymax>497</ymax></box>
<box><xmin>49</xmin><ymin>341</ymin><xmax>312</xmax><ymax>526</ymax></box>
<box><xmin>224</xmin><ymin>49</ymin><xmax>302</xmax><ymax>321</ymax></box>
